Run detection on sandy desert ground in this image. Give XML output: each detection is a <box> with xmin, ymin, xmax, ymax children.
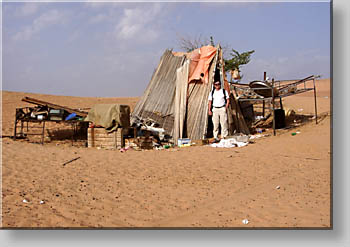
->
<box><xmin>1</xmin><ymin>79</ymin><xmax>331</xmax><ymax>228</ymax></box>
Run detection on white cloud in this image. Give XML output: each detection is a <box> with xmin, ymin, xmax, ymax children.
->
<box><xmin>66</xmin><ymin>30</ymin><xmax>81</xmax><ymax>44</ymax></box>
<box><xmin>84</xmin><ymin>2</ymin><xmax>111</xmax><ymax>9</ymax></box>
<box><xmin>12</xmin><ymin>9</ymin><xmax>67</xmax><ymax>41</ymax></box>
<box><xmin>114</xmin><ymin>4</ymin><xmax>162</xmax><ymax>42</ymax></box>
<box><xmin>15</xmin><ymin>3</ymin><xmax>40</xmax><ymax>17</ymax></box>
<box><xmin>84</xmin><ymin>2</ymin><xmax>124</xmax><ymax>10</ymax></box>
<box><xmin>240</xmin><ymin>50</ymin><xmax>330</xmax><ymax>82</ymax></box>
<box><xmin>89</xmin><ymin>13</ymin><xmax>108</xmax><ymax>24</ymax></box>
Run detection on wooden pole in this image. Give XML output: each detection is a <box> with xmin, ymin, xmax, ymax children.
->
<box><xmin>41</xmin><ymin>121</ymin><xmax>46</xmax><ymax>145</ymax></box>
<box><xmin>280</xmin><ymin>96</ymin><xmax>283</xmax><ymax>110</ymax></box>
<box><xmin>71</xmin><ymin>123</ymin><xmax>75</xmax><ymax>146</ymax></box>
<box><xmin>264</xmin><ymin>71</ymin><xmax>267</xmax><ymax>81</ymax></box>
<box><xmin>62</xmin><ymin>157</ymin><xmax>80</xmax><ymax>166</ymax></box>
<box><xmin>13</xmin><ymin>115</ymin><xmax>17</xmax><ymax>140</ymax></box>
<box><xmin>20</xmin><ymin>120</ymin><xmax>24</xmax><ymax>137</ymax></box>
<box><xmin>133</xmin><ymin>127</ymin><xmax>137</xmax><ymax>138</ymax></box>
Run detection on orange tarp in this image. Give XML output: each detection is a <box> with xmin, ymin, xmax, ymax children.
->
<box><xmin>188</xmin><ymin>46</ymin><xmax>217</xmax><ymax>84</ymax></box>
<box><xmin>173</xmin><ymin>45</ymin><xmax>217</xmax><ymax>84</ymax></box>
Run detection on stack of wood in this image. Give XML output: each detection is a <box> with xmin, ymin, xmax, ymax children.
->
<box><xmin>88</xmin><ymin>127</ymin><xmax>123</xmax><ymax>149</ymax></box>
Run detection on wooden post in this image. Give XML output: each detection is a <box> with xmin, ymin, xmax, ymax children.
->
<box><xmin>13</xmin><ymin>117</ymin><xmax>17</xmax><ymax>140</ymax></box>
<box><xmin>236</xmin><ymin>99</ymin><xmax>239</xmax><ymax>132</ymax></box>
<box><xmin>41</xmin><ymin>121</ymin><xmax>46</xmax><ymax>145</ymax></box>
<box><xmin>279</xmin><ymin>96</ymin><xmax>283</xmax><ymax>110</ymax></box>
<box><xmin>313</xmin><ymin>78</ymin><xmax>318</xmax><ymax>124</ymax></box>
<box><xmin>264</xmin><ymin>71</ymin><xmax>267</xmax><ymax>81</ymax></box>
<box><xmin>71</xmin><ymin>123</ymin><xmax>76</xmax><ymax>146</ymax></box>
<box><xmin>20</xmin><ymin>120</ymin><xmax>24</xmax><ymax>137</ymax></box>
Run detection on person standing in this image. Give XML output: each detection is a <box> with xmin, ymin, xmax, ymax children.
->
<box><xmin>208</xmin><ymin>81</ymin><xmax>230</xmax><ymax>142</ymax></box>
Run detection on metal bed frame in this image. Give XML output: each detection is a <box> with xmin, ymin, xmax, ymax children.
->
<box><xmin>231</xmin><ymin>75</ymin><xmax>320</xmax><ymax>136</ymax></box>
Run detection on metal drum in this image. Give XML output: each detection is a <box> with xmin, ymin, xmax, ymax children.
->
<box><xmin>249</xmin><ymin>80</ymin><xmax>279</xmax><ymax>98</ymax></box>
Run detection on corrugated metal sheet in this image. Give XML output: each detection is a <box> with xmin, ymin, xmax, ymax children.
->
<box><xmin>131</xmin><ymin>50</ymin><xmax>186</xmax><ymax>136</ymax></box>
<box><xmin>186</xmin><ymin>47</ymin><xmax>218</xmax><ymax>140</ymax></box>
<box><xmin>174</xmin><ymin>60</ymin><xmax>189</xmax><ymax>143</ymax></box>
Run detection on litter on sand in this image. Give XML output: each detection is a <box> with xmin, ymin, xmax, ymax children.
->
<box><xmin>242</xmin><ymin>219</ymin><xmax>249</xmax><ymax>225</ymax></box>
<box><xmin>210</xmin><ymin>138</ymin><xmax>248</xmax><ymax>148</ymax></box>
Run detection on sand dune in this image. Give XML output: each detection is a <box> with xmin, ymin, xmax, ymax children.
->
<box><xmin>1</xmin><ymin>79</ymin><xmax>331</xmax><ymax>228</ymax></box>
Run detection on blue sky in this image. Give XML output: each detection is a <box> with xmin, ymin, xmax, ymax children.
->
<box><xmin>2</xmin><ymin>1</ymin><xmax>331</xmax><ymax>97</ymax></box>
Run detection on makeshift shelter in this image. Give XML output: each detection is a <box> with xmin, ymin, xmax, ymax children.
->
<box><xmin>131</xmin><ymin>45</ymin><xmax>249</xmax><ymax>144</ymax></box>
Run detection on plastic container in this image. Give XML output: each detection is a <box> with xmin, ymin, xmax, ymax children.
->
<box><xmin>177</xmin><ymin>138</ymin><xmax>191</xmax><ymax>146</ymax></box>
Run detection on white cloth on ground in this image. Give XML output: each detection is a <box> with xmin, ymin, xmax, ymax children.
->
<box><xmin>210</xmin><ymin>138</ymin><xmax>248</xmax><ymax>148</ymax></box>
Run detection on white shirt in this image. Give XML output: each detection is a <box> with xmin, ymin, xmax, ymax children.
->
<box><xmin>208</xmin><ymin>88</ymin><xmax>229</xmax><ymax>107</ymax></box>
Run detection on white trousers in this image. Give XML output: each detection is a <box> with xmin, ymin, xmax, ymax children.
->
<box><xmin>212</xmin><ymin>107</ymin><xmax>228</xmax><ymax>139</ymax></box>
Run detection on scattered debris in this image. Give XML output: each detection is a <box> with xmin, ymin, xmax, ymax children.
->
<box><xmin>39</xmin><ymin>200</ymin><xmax>45</xmax><ymax>204</ymax></box>
<box><xmin>22</xmin><ymin>199</ymin><xmax>28</xmax><ymax>203</ymax></box>
<box><xmin>291</xmin><ymin>131</ymin><xmax>301</xmax><ymax>136</ymax></box>
<box><xmin>249</xmin><ymin>133</ymin><xmax>270</xmax><ymax>140</ymax></box>
<box><xmin>242</xmin><ymin>219</ymin><xmax>249</xmax><ymax>225</ymax></box>
<box><xmin>179</xmin><ymin>143</ymin><xmax>191</xmax><ymax>148</ymax></box>
<box><xmin>210</xmin><ymin>137</ymin><xmax>249</xmax><ymax>148</ymax></box>
<box><xmin>276</xmin><ymin>185</ymin><xmax>281</xmax><ymax>190</ymax></box>
<box><xmin>62</xmin><ymin>157</ymin><xmax>80</xmax><ymax>166</ymax></box>
<box><xmin>120</xmin><ymin>147</ymin><xmax>130</xmax><ymax>153</ymax></box>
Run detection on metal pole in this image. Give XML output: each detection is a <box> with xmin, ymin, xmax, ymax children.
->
<box><xmin>313</xmin><ymin>78</ymin><xmax>318</xmax><ymax>124</ymax></box>
<box><xmin>272</xmin><ymin>79</ymin><xmax>276</xmax><ymax>136</ymax></box>
<box><xmin>262</xmin><ymin>100</ymin><xmax>265</xmax><ymax>117</ymax></box>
